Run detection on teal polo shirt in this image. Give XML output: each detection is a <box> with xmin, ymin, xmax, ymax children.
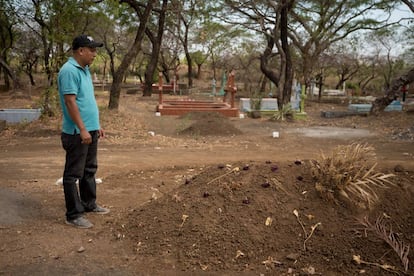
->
<box><xmin>58</xmin><ymin>57</ymin><xmax>100</xmax><ymax>134</ymax></box>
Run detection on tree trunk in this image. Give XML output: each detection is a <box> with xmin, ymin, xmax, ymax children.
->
<box><xmin>0</xmin><ymin>56</ymin><xmax>21</xmax><ymax>91</ymax></box>
<box><xmin>280</xmin><ymin>0</ymin><xmax>293</xmax><ymax>106</ymax></box>
<box><xmin>196</xmin><ymin>63</ymin><xmax>202</xmax><ymax>79</ymax></box>
<box><xmin>143</xmin><ymin>59</ymin><xmax>156</xmax><ymax>97</ymax></box>
<box><xmin>28</xmin><ymin>74</ymin><xmax>35</xmax><ymax>86</ymax></box>
<box><xmin>184</xmin><ymin>47</ymin><xmax>193</xmax><ymax>88</ymax></box>
<box><xmin>260</xmin><ymin>34</ymin><xmax>280</xmax><ymax>93</ymax></box>
<box><xmin>259</xmin><ymin>75</ymin><xmax>267</xmax><ymax>93</ymax></box>
<box><xmin>210</xmin><ymin>49</ymin><xmax>217</xmax><ymax>81</ymax></box>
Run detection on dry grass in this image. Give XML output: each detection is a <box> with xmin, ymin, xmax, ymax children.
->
<box><xmin>310</xmin><ymin>143</ymin><xmax>395</xmax><ymax>209</ymax></box>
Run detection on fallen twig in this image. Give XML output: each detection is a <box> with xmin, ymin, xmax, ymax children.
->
<box><xmin>180</xmin><ymin>214</ymin><xmax>189</xmax><ymax>227</ymax></box>
<box><xmin>293</xmin><ymin>209</ymin><xmax>321</xmax><ymax>251</ymax></box>
<box><xmin>303</xmin><ymin>223</ymin><xmax>321</xmax><ymax>251</ymax></box>
<box><xmin>271</xmin><ymin>177</ymin><xmax>290</xmax><ymax>195</ymax></box>
<box><xmin>206</xmin><ymin>167</ymin><xmax>239</xmax><ymax>185</ymax></box>
<box><xmin>353</xmin><ymin>255</ymin><xmax>401</xmax><ymax>275</ymax></box>
<box><xmin>293</xmin><ymin>209</ymin><xmax>307</xmax><ymax>237</ymax></box>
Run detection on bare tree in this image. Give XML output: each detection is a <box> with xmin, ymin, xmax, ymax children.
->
<box><xmin>158</xmin><ymin>33</ymin><xmax>180</xmax><ymax>84</ymax></box>
<box><xmin>224</xmin><ymin>0</ymin><xmax>295</xmax><ymax>107</ymax></box>
<box><xmin>370</xmin><ymin>0</ymin><xmax>414</xmax><ymax>114</ymax></box>
<box><xmin>290</xmin><ymin>1</ymin><xmax>397</xmax><ymax>95</ymax></box>
<box><xmin>323</xmin><ymin>41</ymin><xmax>361</xmax><ymax>90</ymax></box>
<box><xmin>142</xmin><ymin>0</ymin><xmax>168</xmax><ymax>97</ymax></box>
<box><xmin>108</xmin><ymin>0</ymin><xmax>155</xmax><ymax>109</ymax></box>
<box><xmin>0</xmin><ymin>0</ymin><xmax>19</xmax><ymax>91</ymax></box>
<box><xmin>0</xmin><ymin>57</ymin><xmax>21</xmax><ymax>90</ymax></box>
<box><xmin>170</xmin><ymin>0</ymin><xmax>207</xmax><ymax>88</ymax></box>
<box><xmin>357</xmin><ymin>56</ymin><xmax>380</xmax><ymax>94</ymax></box>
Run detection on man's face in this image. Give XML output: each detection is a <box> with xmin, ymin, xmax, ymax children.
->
<box><xmin>78</xmin><ymin>47</ymin><xmax>97</xmax><ymax>66</ymax></box>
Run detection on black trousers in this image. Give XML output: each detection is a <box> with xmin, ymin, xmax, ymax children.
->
<box><xmin>61</xmin><ymin>131</ymin><xmax>99</xmax><ymax>220</ymax></box>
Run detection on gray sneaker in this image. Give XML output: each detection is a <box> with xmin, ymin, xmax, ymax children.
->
<box><xmin>66</xmin><ymin>216</ymin><xmax>93</xmax><ymax>229</ymax></box>
<box><xmin>90</xmin><ymin>205</ymin><xmax>110</xmax><ymax>215</ymax></box>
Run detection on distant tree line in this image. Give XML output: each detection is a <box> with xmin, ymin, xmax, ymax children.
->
<box><xmin>0</xmin><ymin>0</ymin><xmax>413</xmax><ymax>114</ymax></box>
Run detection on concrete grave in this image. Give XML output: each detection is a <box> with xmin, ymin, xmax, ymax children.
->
<box><xmin>0</xmin><ymin>109</ymin><xmax>41</xmax><ymax>123</ymax></box>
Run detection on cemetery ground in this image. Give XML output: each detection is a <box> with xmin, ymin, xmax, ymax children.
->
<box><xmin>1</xmin><ymin>88</ymin><xmax>414</xmax><ymax>275</ymax></box>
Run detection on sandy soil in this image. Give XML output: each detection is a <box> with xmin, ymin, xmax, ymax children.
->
<box><xmin>0</xmin><ymin>90</ymin><xmax>413</xmax><ymax>275</ymax></box>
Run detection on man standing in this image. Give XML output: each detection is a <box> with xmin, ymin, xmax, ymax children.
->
<box><xmin>58</xmin><ymin>35</ymin><xmax>109</xmax><ymax>229</ymax></box>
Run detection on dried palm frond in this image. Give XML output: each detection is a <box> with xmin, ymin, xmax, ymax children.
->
<box><xmin>359</xmin><ymin>215</ymin><xmax>410</xmax><ymax>272</ymax></box>
<box><xmin>310</xmin><ymin>143</ymin><xmax>395</xmax><ymax>209</ymax></box>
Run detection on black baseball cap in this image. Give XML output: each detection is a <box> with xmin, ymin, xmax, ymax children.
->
<box><xmin>72</xmin><ymin>35</ymin><xmax>103</xmax><ymax>50</ymax></box>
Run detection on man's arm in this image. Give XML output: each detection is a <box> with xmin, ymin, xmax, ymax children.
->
<box><xmin>64</xmin><ymin>94</ymin><xmax>92</xmax><ymax>144</ymax></box>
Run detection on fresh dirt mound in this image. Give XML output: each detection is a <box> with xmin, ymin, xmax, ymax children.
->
<box><xmin>178</xmin><ymin>112</ymin><xmax>242</xmax><ymax>136</ymax></box>
<box><xmin>121</xmin><ymin>160</ymin><xmax>414</xmax><ymax>275</ymax></box>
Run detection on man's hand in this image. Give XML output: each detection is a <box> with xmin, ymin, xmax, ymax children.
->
<box><xmin>98</xmin><ymin>129</ymin><xmax>105</xmax><ymax>139</ymax></box>
<box><xmin>80</xmin><ymin>129</ymin><xmax>92</xmax><ymax>144</ymax></box>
